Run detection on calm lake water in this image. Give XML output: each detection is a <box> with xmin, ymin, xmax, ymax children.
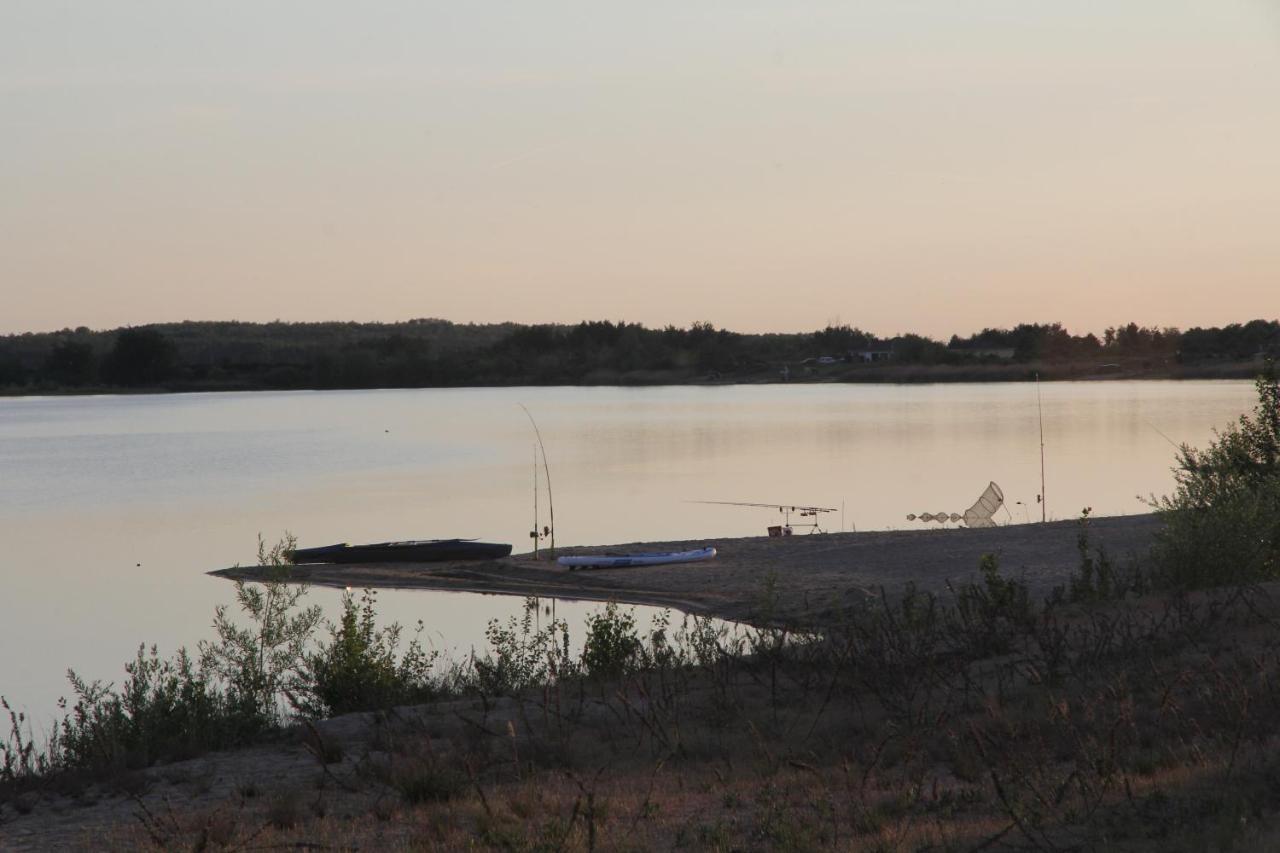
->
<box><xmin>0</xmin><ymin>380</ymin><xmax>1257</xmax><ymax>722</ymax></box>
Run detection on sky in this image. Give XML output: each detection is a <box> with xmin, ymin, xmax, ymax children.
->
<box><xmin>2</xmin><ymin>1</ymin><xmax>1278</xmax><ymax>339</ymax></box>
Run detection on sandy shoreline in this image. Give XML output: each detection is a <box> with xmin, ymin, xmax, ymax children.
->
<box><xmin>210</xmin><ymin>514</ymin><xmax>1163</xmax><ymax>626</ymax></box>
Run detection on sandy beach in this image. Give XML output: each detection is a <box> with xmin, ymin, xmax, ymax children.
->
<box><xmin>211</xmin><ymin>514</ymin><xmax>1163</xmax><ymax>626</ymax></box>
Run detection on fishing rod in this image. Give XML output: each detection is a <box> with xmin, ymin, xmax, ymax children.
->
<box><xmin>519</xmin><ymin>404</ymin><xmax>555</xmax><ymax>556</ymax></box>
<box><xmin>1145</xmin><ymin>420</ymin><xmax>1183</xmax><ymax>452</ymax></box>
<box><xmin>1036</xmin><ymin>372</ymin><xmax>1046</xmax><ymax>523</ymax></box>
<box><xmin>531</xmin><ymin>443</ymin><xmax>540</xmax><ymax>560</ymax></box>
<box><xmin>688</xmin><ymin>500</ymin><xmax>839</xmax><ymax>534</ymax></box>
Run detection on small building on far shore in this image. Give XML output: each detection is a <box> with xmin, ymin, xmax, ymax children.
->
<box><xmin>855</xmin><ymin>348</ymin><xmax>894</xmax><ymax>363</ymax></box>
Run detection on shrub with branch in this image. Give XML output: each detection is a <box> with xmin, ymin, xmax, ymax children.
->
<box><xmin>294</xmin><ymin>588</ymin><xmax>439</xmax><ymax>717</ymax></box>
<box><xmin>1152</xmin><ymin>364</ymin><xmax>1280</xmax><ymax>588</ymax></box>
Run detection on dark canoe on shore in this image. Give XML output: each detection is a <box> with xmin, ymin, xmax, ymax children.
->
<box><xmin>287</xmin><ymin>539</ymin><xmax>513</xmax><ymax>565</ymax></box>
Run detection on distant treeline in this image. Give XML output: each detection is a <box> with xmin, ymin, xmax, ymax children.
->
<box><xmin>0</xmin><ymin>318</ymin><xmax>1277</xmax><ymax>393</ymax></box>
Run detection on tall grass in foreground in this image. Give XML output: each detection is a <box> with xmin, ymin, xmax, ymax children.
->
<box><xmin>50</xmin><ymin>553</ymin><xmax>1280</xmax><ymax>851</ymax></box>
<box><xmin>7</xmin><ymin>544</ymin><xmax>1280</xmax><ymax>848</ymax></box>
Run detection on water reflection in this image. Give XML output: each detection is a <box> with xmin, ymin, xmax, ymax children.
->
<box><xmin>0</xmin><ymin>380</ymin><xmax>1257</xmax><ymax>721</ymax></box>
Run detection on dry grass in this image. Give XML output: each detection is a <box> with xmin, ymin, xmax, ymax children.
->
<box><xmin>9</xmin><ymin>578</ymin><xmax>1280</xmax><ymax>851</ymax></box>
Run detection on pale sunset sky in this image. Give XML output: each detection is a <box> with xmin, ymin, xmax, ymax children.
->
<box><xmin>2</xmin><ymin>2</ymin><xmax>1278</xmax><ymax>338</ymax></box>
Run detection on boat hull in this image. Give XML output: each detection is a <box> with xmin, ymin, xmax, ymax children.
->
<box><xmin>288</xmin><ymin>540</ymin><xmax>512</xmax><ymax>565</ymax></box>
<box><xmin>556</xmin><ymin>546</ymin><xmax>717</xmax><ymax>570</ymax></box>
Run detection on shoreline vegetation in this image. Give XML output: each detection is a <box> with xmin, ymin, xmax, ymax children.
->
<box><xmin>2</xmin><ymin>369</ymin><xmax>1277</xmax><ymax>851</ymax></box>
<box><xmin>1</xmin><ymin>317</ymin><xmax>1277</xmax><ymax>396</ymax></box>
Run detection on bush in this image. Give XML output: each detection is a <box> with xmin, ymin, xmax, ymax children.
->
<box><xmin>56</xmin><ymin>646</ymin><xmax>266</xmax><ymax>772</ymax></box>
<box><xmin>39</xmin><ymin>534</ymin><xmax>321</xmax><ymax>776</ymax></box>
<box><xmin>295</xmin><ymin>589</ymin><xmax>439</xmax><ymax>717</ymax></box>
<box><xmin>1152</xmin><ymin>365</ymin><xmax>1280</xmax><ymax>588</ymax></box>
<box><xmin>200</xmin><ymin>534</ymin><xmax>323</xmax><ymax>724</ymax></box>
<box><xmin>0</xmin><ymin>535</ymin><xmax>453</xmax><ymax>789</ymax></box>
<box><xmin>1153</xmin><ymin>480</ymin><xmax>1280</xmax><ymax>589</ymax></box>
<box><xmin>581</xmin><ymin>602</ymin><xmax>642</xmax><ymax>680</ymax></box>
<box><xmin>4</xmin><ymin>535</ymin><xmax>321</xmax><ymax>781</ymax></box>
<box><xmin>471</xmin><ymin>600</ymin><xmax>574</xmax><ymax>695</ymax></box>
<box><xmin>951</xmin><ymin>553</ymin><xmax>1034</xmax><ymax>656</ymax></box>
<box><xmin>1049</xmin><ymin>508</ymin><xmax>1146</xmax><ymax>604</ymax></box>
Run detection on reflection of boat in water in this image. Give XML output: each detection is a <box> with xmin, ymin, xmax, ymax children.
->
<box><xmin>288</xmin><ymin>539</ymin><xmax>512</xmax><ymax>565</ymax></box>
<box><xmin>557</xmin><ymin>546</ymin><xmax>717</xmax><ymax>570</ymax></box>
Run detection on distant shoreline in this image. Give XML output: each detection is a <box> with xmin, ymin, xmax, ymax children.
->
<box><xmin>5</xmin><ymin>317</ymin><xmax>1273</xmax><ymax>396</ymax></box>
<box><xmin>0</xmin><ymin>360</ymin><xmax>1265</xmax><ymax>398</ymax></box>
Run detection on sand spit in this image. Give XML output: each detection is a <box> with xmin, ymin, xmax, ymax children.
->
<box><xmin>210</xmin><ymin>514</ymin><xmax>1163</xmax><ymax>626</ymax></box>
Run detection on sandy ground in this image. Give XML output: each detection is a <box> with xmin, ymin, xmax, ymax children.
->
<box><xmin>211</xmin><ymin>514</ymin><xmax>1163</xmax><ymax>626</ymax></box>
<box><xmin>0</xmin><ymin>697</ymin><xmax>517</xmax><ymax>851</ymax></box>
